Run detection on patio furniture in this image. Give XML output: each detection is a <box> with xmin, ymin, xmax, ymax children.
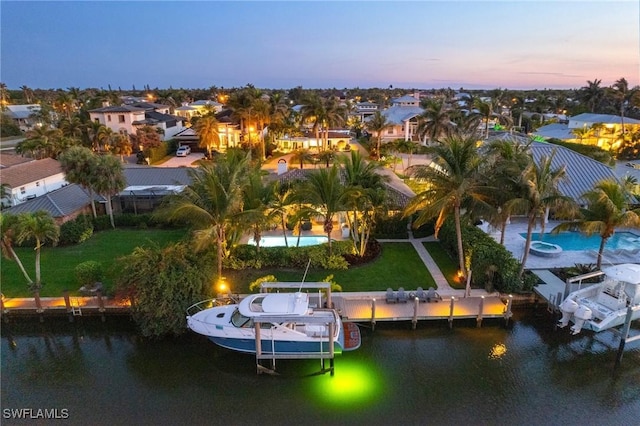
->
<box><xmin>386</xmin><ymin>288</ymin><xmax>397</xmax><ymax>304</ymax></box>
<box><xmin>426</xmin><ymin>287</ymin><xmax>441</xmax><ymax>303</ymax></box>
<box><xmin>397</xmin><ymin>287</ymin><xmax>408</xmax><ymax>303</ymax></box>
<box><xmin>415</xmin><ymin>287</ymin><xmax>428</xmax><ymax>303</ymax></box>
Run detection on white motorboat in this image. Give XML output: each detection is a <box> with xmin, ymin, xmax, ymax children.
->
<box><xmin>186</xmin><ymin>289</ymin><xmax>361</xmax><ymax>355</ymax></box>
<box><xmin>558</xmin><ymin>263</ymin><xmax>640</xmax><ymax>334</ymax></box>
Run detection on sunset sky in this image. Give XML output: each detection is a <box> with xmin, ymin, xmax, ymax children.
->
<box><xmin>1</xmin><ymin>1</ymin><xmax>638</xmax><ymax>90</ymax></box>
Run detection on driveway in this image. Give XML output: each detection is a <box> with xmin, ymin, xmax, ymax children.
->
<box><xmin>156</xmin><ymin>152</ymin><xmax>205</xmax><ymax>167</ymax></box>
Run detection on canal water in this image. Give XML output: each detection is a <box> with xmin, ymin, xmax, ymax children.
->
<box><xmin>1</xmin><ymin>310</ymin><xmax>639</xmax><ymax>425</ymax></box>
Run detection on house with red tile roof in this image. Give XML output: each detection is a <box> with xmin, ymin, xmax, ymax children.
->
<box><xmin>0</xmin><ymin>156</ymin><xmax>67</xmax><ymax>207</ymax></box>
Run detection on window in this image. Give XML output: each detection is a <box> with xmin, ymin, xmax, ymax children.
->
<box><xmin>36</xmin><ymin>181</ymin><xmax>40</xmax><ymax>187</ymax></box>
<box><xmin>387</xmin><ymin>128</ymin><xmax>394</xmax><ymax>134</ymax></box>
<box><xmin>107</xmin><ymin>115</ymin><xmax>112</xmax><ymax>122</ymax></box>
<box><xmin>119</xmin><ymin>115</ymin><xmax>125</xmax><ymax>123</ymax></box>
<box><xmin>20</xmin><ymin>187</ymin><xmax>26</xmax><ymax>194</ymax></box>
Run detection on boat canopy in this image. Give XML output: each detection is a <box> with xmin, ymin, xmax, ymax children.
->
<box><xmin>239</xmin><ymin>292</ymin><xmax>309</xmax><ymax>317</ymax></box>
<box><xmin>602</xmin><ymin>264</ymin><xmax>640</xmax><ymax>285</ymax></box>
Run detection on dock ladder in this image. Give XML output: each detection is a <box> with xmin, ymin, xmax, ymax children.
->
<box><xmin>71</xmin><ymin>298</ymin><xmax>82</xmax><ymax>316</ymax></box>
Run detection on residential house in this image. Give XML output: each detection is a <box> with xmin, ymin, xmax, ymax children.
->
<box><xmin>0</xmin><ymin>156</ymin><xmax>68</xmax><ymax>207</ymax></box>
<box><xmin>2</xmin><ymin>184</ymin><xmax>100</xmax><ymax>224</ymax></box>
<box><xmin>534</xmin><ymin>113</ymin><xmax>640</xmax><ymax>150</ymax></box>
<box><xmin>174</xmin><ymin>100</ymin><xmax>223</xmax><ymax>120</ymax></box>
<box><xmin>351</xmin><ymin>102</ymin><xmax>379</xmax><ymax>122</ymax></box>
<box><xmin>4</xmin><ymin>104</ymin><xmax>42</xmax><ymax>131</ymax></box>
<box><xmin>116</xmin><ymin>167</ymin><xmax>192</xmax><ymax>214</ymax></box>
<box><xmin>275</xmin><ymin>130</ymin><xmax>352</xmax><ymax>153</ymax></box>
<box><xmin>375</xmin><ymin>95</ymin><xmax>424</xmax><ymax>142</ymax></box>
<box><xmin>89</xmin><ymin>103</ymin><xmax>185</xmax><ymax>140</ymax></box>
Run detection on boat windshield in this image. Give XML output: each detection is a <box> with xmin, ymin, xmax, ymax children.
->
<box><xmin>230</xmin><ymin>309</ymin><xmax>253</xmax><ymax>328</ymax></box>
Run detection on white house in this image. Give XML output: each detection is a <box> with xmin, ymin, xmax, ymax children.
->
<box><xmin>373</xmin><ymin>95</ymin><xmax>424</xmax><ymax>142</ymax></box>
<box><xmin>89</xmin><ymin>103</ymin><xmax>185</xmax><ymax>140</ymax></box>
<box><xmin>0</xmin><ymin>156</ymin><xmax>68</xmax><ymax>207</ymax></box>
<box><xmin>174</xmin><ymin>100</ymin><xmax>223</xmax><ymax>120</ymax></box>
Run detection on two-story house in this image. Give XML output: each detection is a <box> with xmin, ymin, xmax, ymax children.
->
<box><xmin>174</xmin><ymin>100</ymin><xmax>224</xmax><ymax>120</ymax></box>
<box><xmin>374</xmin><ymin>95</ymin><xmax>424</xmax><ymax>142</ymax></box>
<box><xmin>89</xmin><ymin>103</ymin><xmax>185</xmax><ymax>140</ymax></box>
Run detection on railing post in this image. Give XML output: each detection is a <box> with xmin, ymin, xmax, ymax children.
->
<box><xmin>371</xmin><ymin>298</ymin><xmax>376</xmax><ymax>332</ymax></box>
<box><xmin>504</xmin><ymin>294</ymin><xmax>513</xmax><ymax>326</ymax></box>
<box><xmin>412</xmin><ymin>297</ymin><xmax>419</xmax><ymax>329</ymax></box>
<box><xmin>477</xmin><ymin>296</ymin><xmax>484</xmax><ymax>327</ymax></box>
<box><xmin>448</xmin><ymin>297</ymin><xmax>455</xmax><ymax>329</ymax></box>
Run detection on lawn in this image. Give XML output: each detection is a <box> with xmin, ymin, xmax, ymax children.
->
<box><xmin>423</xmin><ymin>241</ymin><xmax>464</xmax><ymax>289</ymax></box>
<box><xmin>224</xmin><ymin>242</ymin><xmax>435</xmax><ymax>294</ymax></box>
<box><xmin>1</xmin><ymin>229</ymin><xmax>186</xmax><ymax>297</ymax></box>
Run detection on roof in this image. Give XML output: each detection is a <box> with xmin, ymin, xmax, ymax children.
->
<box><xmin>391</xmin><ymin>95</ymin><xmax>420</xmax><ymax>104</ymax></box>
<box><xmin>175</xmin><ymin>105</ymin><xmax>197</xmax><ymax>111</ymax></box>
<box><xmin>191</xmin><ymin>100</ymin><xmax>222</xmax><ymax>107</ymax></box>
<box><xmin>379</xmin><ymin>105</ymin><xmax>424</xmax><ymax>125</ymax></box>
<box><xmin>0</xmin><ymin>154</ymin><xmax>33</xmax><ymax>169</ymax></box>
<box><xmin>2</xmin><ymin>184</ymin><xmax>100</xmax><ymax>218</ymax></box>
<box><xmin>530</xmin><ymin>142</ymin><xmax>618</xmax><ymax>204</ymax></box>
<box><xmin>276</xmin><ymin>168</ymin><xmax>409</xmax><ymax>209</ymax></box>
<box><xmin>532</xmin><ymin>123</ymin><xmax>576</xmax><ymax>140</ymax></box>
<box><xmin>0</xmin><ymin>158</ymin><xmax>64</xmax><ymax>188</ymax></box>
<box><xmin>88</xmin><ymin>105</ymin><xmax>146</xmax><ymax>113</ymax></box>
<box><xmin>570</xmin><ymin>113</ymin><xmax>640</xmax><ymax>126</ymax></box>
<box><xmin>123</xmin><ymin>167</ymin><xmax>192</xmax><ymax>187</ymax></box>
<box><xmin>132</xmin><ymin>110</ymin><xmax>183</xmax><ymax>125</ymax></box>
<box><xmin>130</xmin><ymin>102</ymin><xmax>170</xmax><ymax>111</ymax></box>
<box><xmin>5</xmin><ymin>104</ymin><xmax>40</xmax><ymax>119</ymax></box>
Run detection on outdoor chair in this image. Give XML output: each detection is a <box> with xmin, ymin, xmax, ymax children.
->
<box><xmin>386</xmin><ymin>288</ymin><xmax>397</xmax><ymax>304</ymax></box>
<box><xmin>415</xmin><ymin>287</ymin><xmax>428</xmax><ymax>303</ymax></box>
<box><xmin>426</xmin><ymin>287</ymin><xmax>441</xmax><ymax>303</ymax></box>
<box><xmin>397</xmin><ymin>287</ymin><xmax>408</xmax><ymax>303</ymax></box>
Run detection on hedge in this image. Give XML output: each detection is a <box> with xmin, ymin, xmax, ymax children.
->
<box><xmin>438</xmin><ymin>217</ymin><xmax>536</xmax><ymax>293</ymax></box>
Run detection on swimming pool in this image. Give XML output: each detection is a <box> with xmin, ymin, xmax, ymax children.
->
<box><xmin>247</xmin><ymin>235</ymin><xmax>329</xmax><ymax>247</ymax></box>
<box><xmin>520</xmin><ymin>231</ymin><xmax>640</xmax><ymax>251</ymax></box>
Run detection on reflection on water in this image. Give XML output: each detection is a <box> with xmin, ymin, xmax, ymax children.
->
<box><xmin>1</xmin><ymin>310</ymin><xmax>639</xmax><ymax>425</ymax></box>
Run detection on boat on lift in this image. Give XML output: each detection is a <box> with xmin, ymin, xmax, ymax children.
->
<box><xmin>558</xmin><ymin>263</ymin><xmax>640</xmax><ymax>335</ymax></box>
<box><xmin>186</xmin><ymin>284</ymin><xmax>361</xmax><ymax>355</ymax></box>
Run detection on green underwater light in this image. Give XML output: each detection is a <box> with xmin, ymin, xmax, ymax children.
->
<box><xmin>310</xmin><ymin>360</ymin><xmax>382</xmax><ymax>408</ymax></box>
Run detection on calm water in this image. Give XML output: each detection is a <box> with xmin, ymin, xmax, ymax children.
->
<box><xmin>521</xmin><ymin>231</ymin><xmax>640</xmax><ymax>251</ymax></box>
<box><xmin>1</xmin><ymin>310</ymin><xmax>639</xmax><ymax>425</ymax></box>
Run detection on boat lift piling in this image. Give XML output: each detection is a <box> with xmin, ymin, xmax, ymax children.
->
<box><xmin>614</xmin><ymin>305</ymin><xmax>640</xmax><ymax>369</ymax></box>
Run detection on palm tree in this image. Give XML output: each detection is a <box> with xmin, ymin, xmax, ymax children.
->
<box><xmin>195</xmin><ymin>115</ymin><xmax>221</xmax><ymax>158</ymax></box>
<box><xmin>483</xmin><ymin>138</ymin><xmax>533</xmax><ymax>244</ymax></box>
<box><xmin>59</xmin><ymin>146</ymin><xmax>99</xmax><ymax>217</ymax></box>
<box><xmin>16</xmin><ymin>211</ymin><xmax>60</xmax><ymax>288</ymax></box>
<box><xmin>59</xmin><ymin>116</ymin><xmax>84</xmax><ymax>139</ymax></box>
<box><xmin>111</xmin><ymin>133</ymin><xmax>132</xmax><ymax>162</ymax></box>
<box><xmin>0</xmin><ymin>213</ymin><xmax>34</xmax><ymax>285</ymax></box>
<box><xmin>240</xmin><ymin>170</ymin><xmax>277</xmax><ymax>253</ymax></box>
<box><xmin>155</xmin><ymin>151</ymin><xmax>250</xmax><ymax>278</ymax></box>
<box><xmin>291</xmin><ymin>148</ymin><xmax>315</xmax><ymax>169</ymax></box>
<box><xmin>508</xmin><ymin>151</ymin><xmax>575</xmax><ymax>277</ymax></box>
<box><xmin>90</xmin><ymin>155</ymin><xmax>127</xmax><ymax>228</ymax></box>
<box><xmin>580</xmin><ymin>79</ymin><xmax>604</xmax><ymax>113</ymax></box>
<box><xmin>300</xmin><ymin>93</ymin><xmax>325</xmax><ymax>151</ymax></box>
<box><xmin>321</xmin><ymin>97</ymin><xmax>346</xmax><ymax>150</ymax></box>
<box><xmin>297</xmin><ymin>165</ymin><xmax>345</xmax><ymax>256</ymax></box>
<box><xmin>252</xmin><ymin>97</ymin><xmax>271</xmax><ymax>160</ymax></box>
<box><xmin>611</xmin><ymin>77</ymin><xmax>639</xmax><ymax>140</ymax></box>
<box><xmin>552</xmin><ymin>178</ymin><xmax>640</xmax><ymax>269</ymax></box>
<box><xmin>404</xmin><ymin>134</ymin><xmax>490</xmax><ymax>279</ymax></box>
<box><xmin>571</xmin><ymin>127</ymin><xmax>594</xmax><ymax>144</ymax></box>
<box><xmin>366</xmin><ymin>110</ymin><xmax>391</xmax><ymax>160</ymax></box>
<box><xmin>268</xmin><ymin>181</ymin><xmax>296</xmax><ymax>247</ymax></box>
<box><xmin>416</xmin><ymin>99</ymin><xmax>455</xmax><ymax>144</ymax></box>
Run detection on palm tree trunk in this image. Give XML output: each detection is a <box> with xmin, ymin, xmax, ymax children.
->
<box><xmin>106</xmin><ymin>195</ymin><xmax>115</xmax><ymax>229</ymax></box>
<box><xmin>35</xmin><ymin>238</ymin><xmax>42</xmax><ymax>286</ymax></box>
<box><xmin>596</xmin><ymin>237</ymin><xmax>607</xmax><ymax>270</ymax></box>
<box><xmin>518</xmin><ymin>214</ymin><xmax>537</xmax><ymax>278</ymax></box>
<box><xmin>281</xmin><ymin>214</ymin><xmax>288</xmax><ymax>247</ymax></box>
<box><xmin>454</xmin><ymin>207</ymin><xmax>466</xmax><ymax>278</ymax></box>
<box><xmin>217</xmin><ymin>227</ymin><xmax>224</xmax><ymax>278</ymax></box>
<box><xmin>6</xmin><ymin>245</ymin><xmax>33</xmax><ymax>284</ymax></box>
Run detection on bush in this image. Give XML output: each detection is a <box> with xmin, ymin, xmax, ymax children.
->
<box><xmin>59</xmin><ymin>216</ymin><xmax>94</xmax><ymax>246</ymax></box>
<box><xmin>372</xmin><ymin>213</ymin><xmax>409</xmax><ymax>239</ymax></box>
<box><xmin>75</xmin><ymin>261</ymin><xmax>103</xmax><ymax>287</ymax></box>
<box><xmin>438</xmin><ymin>218</ymin><xmax>529</xmax><ymax>293</ymax></box>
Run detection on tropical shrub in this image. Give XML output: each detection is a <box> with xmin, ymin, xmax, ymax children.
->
<box><xmin>59</xmin><ymin>216</ymin><xmax>94</xmax><ymax>245</ymax></box>
<box><xmin>74</xmin><ymin>260</ymin><xmax>103</xmax><ymax>288</ymax></box>
<box><xmin>438</xmin><ymin>218</ymin><xmax>533</xmax><ymax>293</ymax></box>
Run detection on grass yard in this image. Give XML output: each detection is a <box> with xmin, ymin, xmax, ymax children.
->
<box><xmin>1</xmin><ymin>229</ymin><xmax>186</xmax><ymax>297</ymax></box>
<box><xmin>423</xmin><ymin>241</ymin><xmax>464</xmax><ymax>289</ymax></box>
<box><xmin>224</xmin><ymin>242</ymin><xmax>435</xmax><ymax>294</ymax></box>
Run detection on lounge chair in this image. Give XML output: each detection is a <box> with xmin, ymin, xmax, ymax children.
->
<box><xmin>397</xmin><ymin>287</ymin><xmax>408</xmax><ymax>303</ymax></box>
<box><xmin>386</xmin><ymin>288</ymin><xmax>397</xmax><ymax>303</ymax></box>
<box><xmin>415</xmin><ymin>287</ymin><xmax>428</xmax><ymax>303</ymax></box>
<box><xmin>426</xmin><ymin>287</ymin><xmax>441</xmax><ymax>303</ymax></box>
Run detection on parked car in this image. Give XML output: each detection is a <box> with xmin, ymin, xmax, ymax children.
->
<box><xmin>176</xmin><ymin>146</ymin><xmax>191</xmax><ymax>157</ymax></box>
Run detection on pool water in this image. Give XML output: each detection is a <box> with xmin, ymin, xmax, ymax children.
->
<box><xmin>520</xmin><ymin>231</ymin><xmax>640</xmax><ymax>251</ymax></box>
<box><xmin>247</xmin><ymin>235</ymin><xmax>329</xmax><ymax>247</ymax></box>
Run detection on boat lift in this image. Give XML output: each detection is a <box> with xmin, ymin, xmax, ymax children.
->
<box><xmin>254</xmin><ymin>282</ymin><xmax>337</xmax><ymax>376</ymax></box>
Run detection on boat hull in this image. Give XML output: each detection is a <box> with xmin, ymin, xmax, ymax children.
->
<box><xmin>209</xmin><ymin>336</ymin><xmax>344</xmax><ymax>355</ymax></box>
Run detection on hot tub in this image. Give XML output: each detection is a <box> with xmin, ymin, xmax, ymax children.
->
<box><xmin>529</xmin><ymin>241</ymin><xmax>563</xmax><ymax>258</ymax></box>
